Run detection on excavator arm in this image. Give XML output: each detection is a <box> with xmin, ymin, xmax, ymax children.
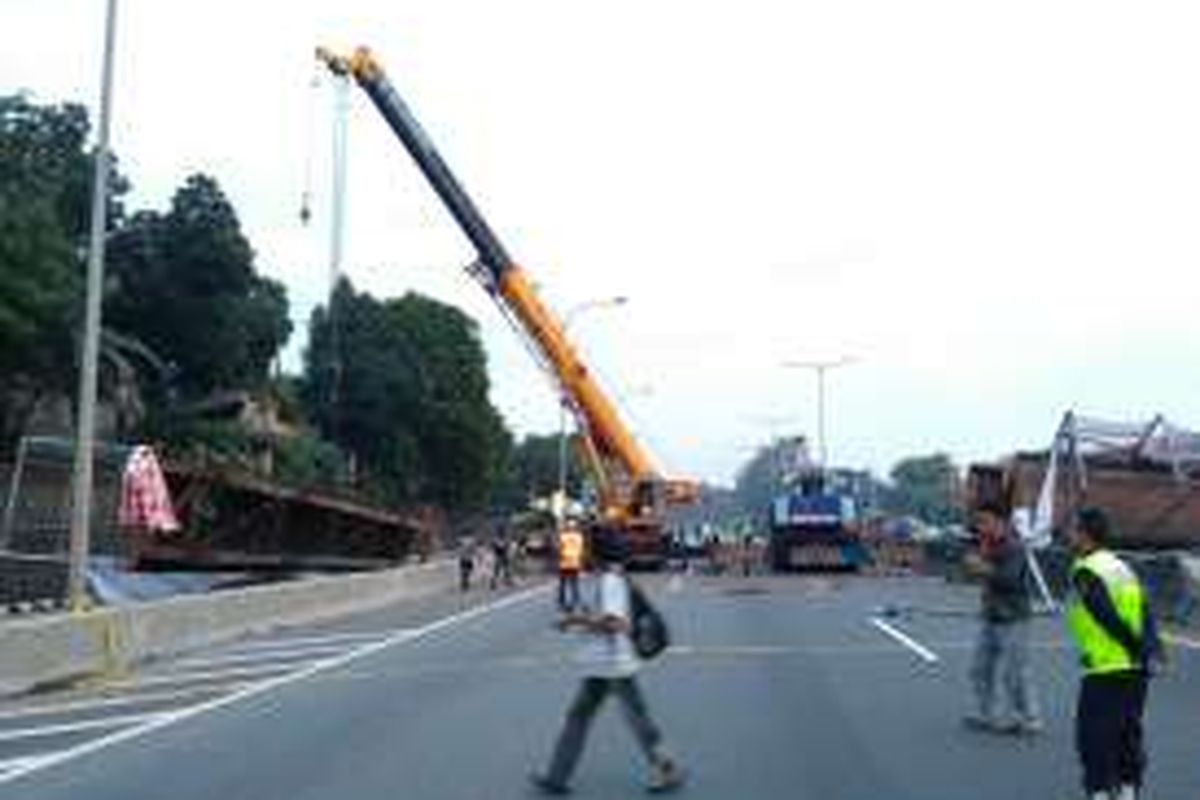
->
<box><xmin>315</xmin><ymin>46</ymin><xmax>697</xmax><ymax>528</ymax></box>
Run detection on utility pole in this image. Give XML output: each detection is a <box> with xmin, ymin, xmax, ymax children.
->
<box><xmin>67</xmin><ymin>0</ymin><xmax>119</xmax><ymax>612</ymax></box>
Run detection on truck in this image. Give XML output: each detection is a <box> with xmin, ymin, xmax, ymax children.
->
<box><xmin>967</xmin><ymin>411</ymin><xmax>1200</xmax><ymax>550</ymax></box>
<box><xmin>768</xmin><ymin>470</ymin><xmax>868</xmax><ymax>572</ymax></box>
<box><xmin>316</xmin><ymin>47</ymin><xmax>698</xmax><ymax>568</ymax></box>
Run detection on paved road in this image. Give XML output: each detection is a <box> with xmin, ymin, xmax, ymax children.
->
<box><xmin>0</xmin><ymin>573</ymin><xmax>1194</xmax><ymax>799</ymax></box>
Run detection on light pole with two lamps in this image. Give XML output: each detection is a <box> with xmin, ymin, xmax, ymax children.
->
<box><xmin>782</xmin><ymin>357</ymin><xmax>857</xmax><ymax>473</ymax></box>
<box><xmin>555</xmin><ymin>296</ymin><xmax>628</xmax><ymax>520</ymax></box>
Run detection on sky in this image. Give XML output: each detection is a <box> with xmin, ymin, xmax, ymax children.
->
<box><xmin>3</xmin><ymin>1</ymin><xmax>1199</xmax><ymax>486</ymax></box>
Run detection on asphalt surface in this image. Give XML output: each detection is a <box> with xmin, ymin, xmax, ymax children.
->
<box><xmin>0</xmin><ymin>571</ymin><xmax>1194</xmax><ymax>799</ymax></box>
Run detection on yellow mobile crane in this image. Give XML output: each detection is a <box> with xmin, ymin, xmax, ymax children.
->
<box><xmin>316</xmin><ymin>46</ymin><xmax>697</xmax><ymax>567</ymax></box>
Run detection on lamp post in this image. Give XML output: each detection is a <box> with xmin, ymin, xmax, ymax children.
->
<box><xmin>67</xmin><ymin>0</ymin><xmax>119</xmax><ymax>612</ymax></box>
<box><xmin>556</xmin><ymin>296</ymin><xmax>628</xmax><ymax>519</ymax></box>
<box><xmin>782</xmin><ymin>357</ymin><xmax>856</xmax><ymax>472</ymax></box>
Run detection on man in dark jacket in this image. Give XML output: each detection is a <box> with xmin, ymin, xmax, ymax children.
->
<box><xmin>963</xmin><ymin>502</ymin><xmax>1043</xmax><ymax>734</ymax></box>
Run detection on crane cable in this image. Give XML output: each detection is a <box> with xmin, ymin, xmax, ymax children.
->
<box><xmin>299</xmin><ymin>66</ymin><xmax>321</xmax><ymax>226</ymax></box>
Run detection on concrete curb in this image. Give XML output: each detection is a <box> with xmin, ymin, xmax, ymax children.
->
<box><xmin>0</xmin><ymin>559</ymin><xmax>456</xmax><ymax>697</ymax></box>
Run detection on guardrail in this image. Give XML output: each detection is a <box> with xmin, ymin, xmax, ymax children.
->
<box><xmin>0</xmin><ymin>558</ymin><xmax>457</xmax><ymax>697</ymax></box>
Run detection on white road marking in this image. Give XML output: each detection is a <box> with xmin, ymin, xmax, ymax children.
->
<box><xmin>214</xmin><ymin>629</ymin><xmax>410</xmax><ymax>654</ymax></box>
<box><xmin>0</xmin><ymin>711</ymin><xmax>169</xmax><ymax>743</ymax></box>
<box><xmin>128</xmin><ymin>663</ymin><xmax>301</xmax><ymax>689</ymax></box>
<box><xmin>869</xmin><ymin>617</ymin><xmax>941</xmax><ymax>664</ymax></box>
<box><xmin>666</xmin><ymin>575</ymin><xmax>684</xmax><ymax>594</ymax></box>
<box><xmin>172</xmin><ymin>643</ymin><xmax>357</xmax><ymax>671</ymax></box>
<box><xmin>0</xmin><ymin>582</ymin><xmax>552</xmax><ymax>787</ymax></box>
<box><xmin>0</xmin><ymin>756</ymin><xmax>51</xmax><ymax>774</ymax></box>
<box><xmin>666</xmin><ymin>644</ymin><xmax>798</xmax><ymax>656</ymax></box>
<box><xmin>1165</xmin><ymin>632</ymin><xmax>1200</xmax><ymax>650</ymax></box>
<box><xmin>0</xmin><ymin>684</ymin><xmax>245</xmax><ymax>722</ymax></box>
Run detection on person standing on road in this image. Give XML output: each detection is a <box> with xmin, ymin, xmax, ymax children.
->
<box><xmin>558</xmin><ymin>522</ymin><xmax>585</xmax><ymax>611</ymax></box>
<box><xmin>457</xmin><ymin>536</ymin><xmax>476</xmax><ymax>592</ymax></box>
<box><xmin>963</xmin><ymin>501</ymin><xmax>1044</xmax><ymax>734</ymax></box>
<box><xmin>490</xmin><ymin>525</ymin><xmax>514</xmax><ymax>590</ymax></box>
<box><xmin>532</xmin><ymin>529</ymin><xmax>686</xmax><ymax>796</ymax></box>
<box><xmin>1067</xmin><ymin>507</ymin><xmax>1164</xmax><ymax>800</ymax></box>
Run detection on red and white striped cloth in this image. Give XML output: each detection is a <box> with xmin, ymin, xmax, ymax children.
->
<box><xmin>118</xmin><ymin>446</ymin><xmax>180</xmax><ymax>533</ymax></box>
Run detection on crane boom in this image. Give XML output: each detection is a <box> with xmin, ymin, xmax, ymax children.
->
<box><xmin>316</xmin><ymin>46</ymin><xmax>696</xmax><ymax>540</ymax></box>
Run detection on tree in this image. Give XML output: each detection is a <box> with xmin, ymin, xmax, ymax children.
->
<box><xmin>104</xmin><ymin>174</ymin><xmax>291</xmax><ymax>399</ymax></box>
<box><xmin>886</xmin><ymin>453</ymin><xmax>963</xmax><ymax>525</ymax></box>
<box><xmin>0</xmin><ymin>94</ymin><xmax>128</xmax><ymax>445</ymax></box>
<box><xmin>733</xmin><ymin>441</ymin><xmax>787</xmax><ymax>521</ymax></box>
<box><xmin>495</xmin><ymin>432</ymin><xmax>585</xmax><ymax>510</ymax></box>
<box><xmin>302</xmin><ymin>279</ymin><xmax>512</xmax><ymax>511</ymax></box>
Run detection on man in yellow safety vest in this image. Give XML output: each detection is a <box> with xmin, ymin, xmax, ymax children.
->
<box><xmin>558</xmin><ymin>523</ymin><xmax>586</xmax><ymax>612</ymax></box>
<box><xmin>1067</xmin><ymin>507</ymin><xmax>1165</xmax><ymax>800</ymax></box>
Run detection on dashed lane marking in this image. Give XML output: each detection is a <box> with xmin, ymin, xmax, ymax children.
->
<box><xmin>1165</xmin><ymin>632</ymin><xmax>1200</xmax><ymax>650</ymax></box>
<box><xmin>125</xmin><ymin>663</ymin><xmax>302</xmax><ymax>690</ymax></box>
<box><xmin>0</xmin><ymin>756</ymin><xmax>51</xmax><ymax>775</ymax></box>
<box><xmin>869</xmin><ymin>617</ymin><xmax>941</xmax><ymax>664</ymax></box>
<box><xmin>171</xmin><ymin>643</ymin><xmax>360</xmax><ymax>671</ymax></box>
<box><xmin>0</xmin><ymin>685</ymin><xmax>248</xmax><ymax>723</ymax></box>
<box><xmin>214</xmin><ymin>629</ymin><xmax>414</xmax><ymax>654</ymax></box>
<box><xmin>0</xmin><ymin>712</ymin><xmax>169</xmax><ymax>743</ymax></box>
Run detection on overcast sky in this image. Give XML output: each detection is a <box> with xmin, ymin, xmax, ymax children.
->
<box><xmin>4</xmin><ymin>1</ymin><xmax>1198</xmax><ymax>485</ymax></box>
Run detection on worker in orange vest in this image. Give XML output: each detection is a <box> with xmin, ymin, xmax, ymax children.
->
<box><xmin>558</xmin><ymin>523</ymin><xmax>586</xmax><ymax>612</ymax></box>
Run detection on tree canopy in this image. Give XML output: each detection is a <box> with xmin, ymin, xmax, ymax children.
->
<box><xmin>1</xmin><ymin>93</ymin><xmax>530</xmax><ymax>519</ymax></box>
<box><xmin>104</xmin><ymin>174</ymin><xmax>291</xmax><ymax>398</ymax></box>
<box><xmin>0</xmin><ymin>94</ymin><xmax>127</xmax><ymax>443</ymax></box>
<box><xmin>733</xmin><ymin>441</ymin><xmax>785</xmax><ymax>521</ymax></box>
<box><xmin>303</xmin><ymin>279</ymin><xmax>511</xmax><ymax>511</ymax></box>
<box><xmin>885</xmin><ymin>452</ymin><xmax>963</xmax><ymax>525</ymax></box>
<box><xmin>496</xmin><ymin>431</ymin><xmax>585</xmax><ymax>509</ymax></box>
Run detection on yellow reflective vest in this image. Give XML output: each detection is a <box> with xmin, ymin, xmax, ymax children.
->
<box><xmin>1067</xmin><ymin>549</ymin><xmax>1146</xmax><ymax>675</ymax></box>
<box><xmin>559</xmin><ymin>529</ymin><xmax>585</xmax><ymax>571</ymax></box>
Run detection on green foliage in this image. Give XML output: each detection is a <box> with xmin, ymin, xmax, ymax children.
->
<box><xmin>0</xmin><ymin>94</ymin><xmax>128</xmax><ymax>443</ymax></box>
<box><xmin>104</xmin><ymin>174</ymin><xmax>291</xmax><ymax>398</ymax></box>
<box><xmin>148</xmin><ymin>416</ymin><xmax>260</xmax><ymax>469</ymax></box>
<box><xmin>271</xmin><ymin>433</ymin><xmax>346</xmax><ymax>489</ymax></box>
<box><xmin>490</xmin><ymin>432</ymin><xmax>585</xmax><ymax>511</ymax></box>
<box><xmin>733</xmin><ymin>442</ymin><xmax>785</xmax><ymax>519</ymax></box>
<box><xmin>302</xmin><ymin>278</ymin><xmax>513</xmax><ymax>511</ymax></box>
<box><xmin>886</xmin><ymin>452</ymin><xmax>963</xmax><ymax>525</ymax></box>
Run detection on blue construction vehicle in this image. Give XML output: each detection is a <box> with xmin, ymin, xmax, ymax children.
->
<box><xmin>768</xmin><ymin>470</ymin><xmax>869</xmax><ymax>572</ymax></box>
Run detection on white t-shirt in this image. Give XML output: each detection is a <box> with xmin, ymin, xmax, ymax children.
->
<box><xmin>576</xmin><ymin>570</ymin><xmax>640</xmax><ymax>678</ymax></box>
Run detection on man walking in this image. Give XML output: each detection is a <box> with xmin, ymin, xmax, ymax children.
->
<box><xmin>963</xmin><ymin>501</ymin><xmax>1043</xmax><ymax>734</ymax></box>
<box><xmin>532</xmin><ymin>529</ymin><xmax>685</xmax><ymax>795</ymax></box>
<box><xmin>1067</xmin><ymin>507</ymin><xmax>1163</xmax><ymax>800</ymax></box>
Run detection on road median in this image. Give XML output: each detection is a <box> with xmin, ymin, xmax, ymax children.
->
<box><xmin>0</xmin><ymin>559</ymin><xmax>457</xmax><ymax>697</ymax></box>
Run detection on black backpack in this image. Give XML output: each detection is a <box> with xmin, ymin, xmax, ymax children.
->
<box><xmin>627</xmin><ymin>579</ymin><xmax>670</xmax><ymax>660</ymax></box>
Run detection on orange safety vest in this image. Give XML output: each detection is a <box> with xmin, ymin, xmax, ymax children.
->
<box><xmin>559</xmin><ymin>529</ymin><xmax>584</xmax><ymax>571</ymax></box>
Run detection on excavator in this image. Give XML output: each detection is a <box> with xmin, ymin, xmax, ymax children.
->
<box><xmin>316</xmin><ymin>46</ymin><xmax>698</xmax><ymax>568</ymax></box>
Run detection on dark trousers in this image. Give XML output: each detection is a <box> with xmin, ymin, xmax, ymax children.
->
<box><xmin>490</xmin><ymin>554</ymin><xmax>512</xmax><ymax>589</ymax></box>
<box><xmin>558</xmin><ymin>570</ymin><xmax>580</xmax><ymax>611</ymax></box>
<box><xmin>1076</xmin><ymin>671</ymin><xmax>1148</xmax><ymax>793</ymax></box>
<box><xmin>546</xmin><ymin>677</ymin><xmax>664</xmax><ymax>785</ymax></box>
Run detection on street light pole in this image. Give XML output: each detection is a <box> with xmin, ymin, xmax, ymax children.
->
<box><xmin>782</xmin><ymin>357</ymin><xmax>856</xmax><ymax>471</ymax></box>
<box><xmin>555</xmin><ymin>296</ymin><xmax>628</xmax><ymax>519</ymax></box>
<box><xmin>67</xmin><ymin>0</ymin><xmax>119</xmax><ymax>612</ymax></box>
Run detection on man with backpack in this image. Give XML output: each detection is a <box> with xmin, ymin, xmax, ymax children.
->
<box><xmin>531</xmin><ymin>527</ymin><xmax>685</xmax><ymax>795</ymax></box>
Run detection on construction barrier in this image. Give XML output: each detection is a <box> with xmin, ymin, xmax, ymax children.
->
<box><xmin>0</xmin><ymin>558</ymin><xmax>457</xmax><ymax>697</ymax></box>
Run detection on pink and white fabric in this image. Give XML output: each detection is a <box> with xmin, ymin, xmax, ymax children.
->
<box><xmin>118</xmin><ymin>446</ymin><xmax>180</xmax><ymax>533</ymax></box>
